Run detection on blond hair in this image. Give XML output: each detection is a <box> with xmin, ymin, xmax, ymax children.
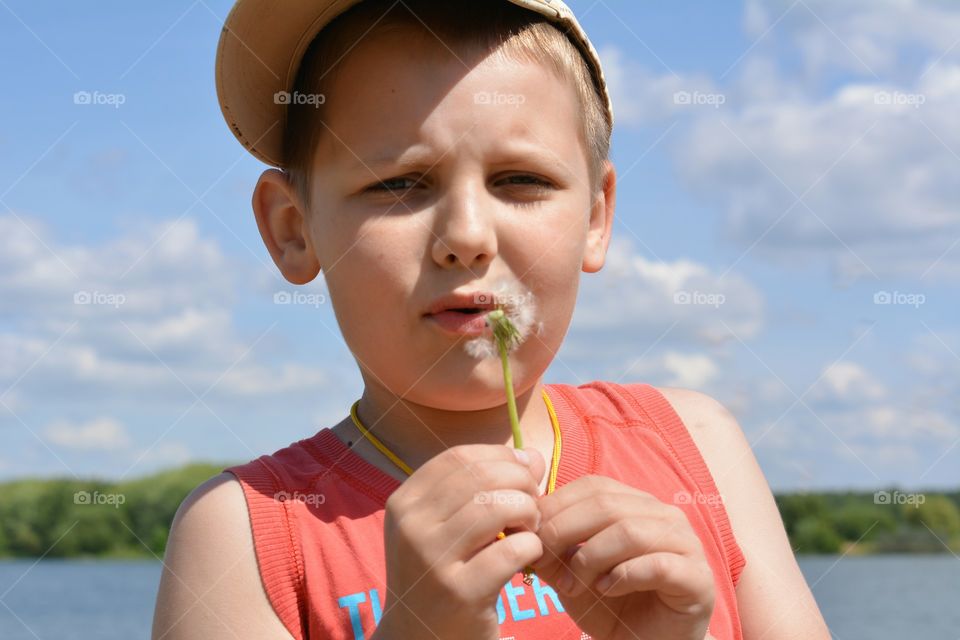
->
<box><xmin>281</xmin><ymin>0</ymin><xmax>612</xmax><ymax>209</ymax></box>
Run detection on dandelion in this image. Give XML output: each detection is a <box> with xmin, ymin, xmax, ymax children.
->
<box><xmin>481</xmin><ymin>287</ymin><xmax>541</xmax><ymax>585</ymax></box>
<box><xmin>464</xmin><ymin>277</ymin><xmax>542</xmax><ymax>360</ymax></box>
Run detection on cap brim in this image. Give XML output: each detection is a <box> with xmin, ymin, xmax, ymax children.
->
<box><xmin>216</xmin><ymin>0</ymin><xmax>364</xmax><ymax>166</ymax></box>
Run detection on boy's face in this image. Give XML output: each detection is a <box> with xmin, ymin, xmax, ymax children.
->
<box><xmin>256</xmin><ymin>29</ymin><xmax>615</xmax><ymax>411</ymax></box>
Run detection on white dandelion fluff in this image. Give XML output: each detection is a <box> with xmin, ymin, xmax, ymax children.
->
<box><xmin>463</xmin><ymin>277</ymin><xmax>542</xmax><ymax>359</ymax></box>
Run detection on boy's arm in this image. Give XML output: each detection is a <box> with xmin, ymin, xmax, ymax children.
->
<box><xmin>657</xmin><ymin>387</ymin><xmax>832</xmax><ymax>640</ymax></box>
<box><xmin>152</xmin><ymin>472</ymin><xmax>296</xmax><ymax>640</ymax></box>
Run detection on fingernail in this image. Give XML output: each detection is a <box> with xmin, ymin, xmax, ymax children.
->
<box><xmin>557</xmin><ymin>571</ymin><xmax>574</xmax><ymax>593</ymax></box>
<box><xmin>514</xmin><ymin>448</ymin><xmax>531</xmax><ymax>465</ymax></box>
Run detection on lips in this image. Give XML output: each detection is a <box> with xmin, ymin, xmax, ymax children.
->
<box><xmin>424</xmin><ymin>291</ymin><xmax>500</xmax><ymax>336</ymax></box>
<box><xmin>424</xmin><ymin>291</ymin><xmax>499</xmax><ymax>317</ymax></box>
<box><xmin>427</xmin><ymin>310</ymin><xmax>493</xmax><ymax>335</ymax></box>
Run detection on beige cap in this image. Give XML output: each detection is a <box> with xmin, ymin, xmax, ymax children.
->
<box><xmin>215</xmin><ymin>0</ymin><xmax>614</xmax><ymax>167</ymax></box>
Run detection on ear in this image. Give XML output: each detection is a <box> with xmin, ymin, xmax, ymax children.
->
<box><xmin>252</xmin><ymin>169</ymin><xmax>321</xmax><ymax>285</ymax></box>
<box><xmin>582</xmin><ymin>159</ymin><xmax>616</xmax><ymax>273</ymax></box>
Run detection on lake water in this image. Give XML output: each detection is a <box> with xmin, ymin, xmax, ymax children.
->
<box><xmin>0</xmin><ymin>555</ymin><xmax>957</xmax><ymax>638</ymax></box>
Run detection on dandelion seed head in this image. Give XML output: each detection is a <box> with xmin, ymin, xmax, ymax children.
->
<box><xmin>463</xmin><ymin>277</ymin><xmax>539</xmax><ymax>359</ymax></box>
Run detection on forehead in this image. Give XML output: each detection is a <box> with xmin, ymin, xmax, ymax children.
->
<box><xmin>315</xmin><ymin>29</ymin><xmax>585</xmax><ymax>174</ymax></box>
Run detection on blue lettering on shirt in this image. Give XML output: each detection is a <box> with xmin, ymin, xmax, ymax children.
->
<box><xmin>504</xmin><ymin>578</ymin><xmax>536</xmax><ymax>621</ymax></box>
<box><xmin>530</xmin><ymin>575</ymin><xmax>564</xmax><ymax>615</ymax></box>
<box><xmin>369</xmin><ymin>588</ymin><xmax>383</xmax><ymax>625</ymax></box>
<box><xmin>338</xmin><ymin>575</ymin><xmax>564</xmax><ymax>638</ymax></box>
<box><xmin>337</xmin><ymin>591</ymin><xmax>367</xmax><ymax>640</ymax></box>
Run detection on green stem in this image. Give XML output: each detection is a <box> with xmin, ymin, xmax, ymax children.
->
<box><xmin>497</xmin><ymin>337</ymin><xmax>523</xmax><ymax>450</ymax></box>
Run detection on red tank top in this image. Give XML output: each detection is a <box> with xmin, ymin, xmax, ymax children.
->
<box><xmin>225</xmin><ymin>381</ymin><xmax>746</xmax><ymax>639</ymax></box>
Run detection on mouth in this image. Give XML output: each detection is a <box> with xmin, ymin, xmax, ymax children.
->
<box><xmin>424</xmin><ymin>279</ymin><xmax>541</xmax><ymax>345</ymax></box>
<box><xmin>426</xmin><ymin>308</ymin><xmax>495</xmax><ymax>336</ymax></box>
<box><xmin>425</xmin><ymin>297</ymin><xmax>498</xmax><ymax>317</ymax></box>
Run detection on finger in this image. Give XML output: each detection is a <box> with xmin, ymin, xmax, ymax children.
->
<box><xmin>392</xmin><ymin>445</ymin><xmax>544</xmax><ymax>513</ymax></box>
<box><xmin>559</xmin><ymin>515</ymin><xmax>700</xmax><ymax>598</ymax></box>
<box><xmin>415</xmin><ymin>459</ymin><xmax>542</xmax><ymax>522</ymax></box>
<box><xmin>536</xmin><ymin>474</ymin><xmax>655</xmax><ymax>524</ymax></box>
<box><xmin>593</xmin><ymin>552</ymin><xmax>716</xmax><ymax>614</ymax></box>
<box><xmin>439</xmin><ymin>489</ymin><xmax>541</xmax><ymax>559</ymax></box>
<box><xmin>460</xmin><ymin>531</ymin><xmax>543</xmax><ymax>601</ymax></box>
<box><xmin>528</xmin><ymin>542</ymin><xmax>581</xmax><ymax>588</ymax></box>
<box><xmin>534</xmin><ymin>491</ymin><xmax>657</xmax><ymax>576</ymax></box>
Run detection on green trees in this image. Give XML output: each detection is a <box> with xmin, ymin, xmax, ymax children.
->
<box><xmin>902</xmin><ymin>495</ymin><xmax>960</xmax><ymax>537</ymax></box>
<box><xmin>0</xmin><ymin>465</ymin><xmax>957</xmax><ymax>557</ymax></box>
<box><xmin>0</xmin><ymin>463</ymin><xmax>230</xmax><ymax>558</ymax></box>
<box><xmin>776</xmin><ymin>489</ymin><xmax>960</xmax><ymax>554</ymax></box>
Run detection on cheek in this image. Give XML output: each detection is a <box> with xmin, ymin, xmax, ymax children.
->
<box><xmin>322</xmin><ymin>228</ymin><xmax>416</xmax><ymax>342</ymax></box>
<box><xmin>520</xmin><ymin>220</ymin><xmax>585</xmax><ymax>330</ymax></box>
<box><xmin>511</xmin><ymin>212</ymin><xmax>587</xmax><ymax>281</ymax></box>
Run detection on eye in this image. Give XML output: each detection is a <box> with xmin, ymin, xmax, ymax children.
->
<box><xmin>500</xmin><ymin>174</ymin><xmax>553</xmax><ymax>188</ymax></box>
<box><xmin>366</xmin><ymin>177</ymin><xmax>422</xmax><ymax>193</ymax></box>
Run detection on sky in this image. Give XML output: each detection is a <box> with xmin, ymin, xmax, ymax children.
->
<box><xmin>1</xmin><ymin>0</ymin><xmax>958</xmax><ymax>492</ymax></box>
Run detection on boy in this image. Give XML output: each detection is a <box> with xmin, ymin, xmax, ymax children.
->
<box><xmin>152</xmin><ymin>1</ymin><xmax>830</xmax><ymax>638</ymax></box>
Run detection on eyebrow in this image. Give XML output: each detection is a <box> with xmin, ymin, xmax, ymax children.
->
<box><xmin>350</xmin><ymin>144</ymin><xmax>563</xmax><ymax>174</ymax></box>
<box><xmin>350</xmin><ymin>148</ymin><xmax>434</xmax><ymax>173</ymax></box>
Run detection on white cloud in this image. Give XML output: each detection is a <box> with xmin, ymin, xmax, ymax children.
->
<box><xmin>814</xmin><ymin>360</ymin><xmax>886</xmax><ymax>404</ymax></box>
<box><xmin>572</xmin><ymin>236</ymin><xmax>765</xmax><ymax>346</ymax></box>
<box><xmin>0</xmin><ymin>213</ymin><xmax>332</xmax><ymax>404</ymax></box>
<box><xmin>742</xmin><ymin>0</ymin><xmax>960</xmax><ymax>81</ymax></box>
<box><xmin>44</xmin><ymin>416</ymin><xmax>131</xmax><ymax>450</ymax></box>
<box><xmin>599</xmin><ymin>45</ymin><xmax>723</xmax><ymax>127</ymax></box>
<box><xmin>218</xmin><ymin>363</ymin><xmax>329</xmax><ymax>396</ymax></box>
<box><xmin>611</xmin><ymin>350</ymin><xmax>720</xmax><ymax>389</ymax></box>
<box><xmin>822</xmin><ymin>403</ymin><xmax>958</xmax><ymax>444</ymax></box>
<box><xmin>0</xmin><ymin>214</ymin><xmax>239</xmax><ymax>323</ymax></box>
<box><xmin>669</xmin><ymin>3</ymin><xmax>960</xmax><ymax>283</ymax></box>
<box><xmin>662</xmin><ymin>352</ymin><xmax>719</xmax><ymax>388</ymax></box>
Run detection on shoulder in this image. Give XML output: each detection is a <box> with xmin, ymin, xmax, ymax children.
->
<box><xmin>652</xmin><ymin>387</ymin><xmax>830</xmax><ymax>639</ymax></box>
<box><xmin>653</xmin><ymin>386</ymin><xmax>737</xmax><ymax>435</ymax></box>
<box><xmin>650</xmin><ymin>386</ymin><xmax>750</xmax><ymax>550</ymax></box>
<box><xmin>151</xmin><ymin>472</ymin><xmax>296</xmax><ymax>640</ymax></box>
<box><xmin>653</xmin><ymin>385</ymin><xmax>769</xmax><ymax>548</ymax></box>
<box><xmin>651</xmin><ymin>386</ymin><xmax>746</xmax><ymax>477</ymax></box>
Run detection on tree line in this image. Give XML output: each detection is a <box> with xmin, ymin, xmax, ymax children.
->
<box><xmin>0</xmin><ymin>463</ymin><xmax>958</xmax><ymax>557</ymax></box>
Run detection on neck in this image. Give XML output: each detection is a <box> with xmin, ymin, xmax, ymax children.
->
<box><xmin>352</xmin><ymin>377</ymin><xmax>552</xmax><ymax>473</ymax></box>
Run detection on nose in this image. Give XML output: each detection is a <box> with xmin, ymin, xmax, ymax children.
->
<box><xmin>430</xmin><ymin>178</ymin><xmax>498</xmax><ymax>271</ymax></box>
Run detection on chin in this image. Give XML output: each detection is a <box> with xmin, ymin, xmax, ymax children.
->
<box><xmin>403</xmin><ymin>368</ymin><xmax>524</xmax><ymax>411</ymax></box>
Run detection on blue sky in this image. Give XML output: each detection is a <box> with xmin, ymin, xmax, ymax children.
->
<box><xmin>1</xmin><ymin>0</ymin><xmax>958</xmax><ymax>491</ymax></box>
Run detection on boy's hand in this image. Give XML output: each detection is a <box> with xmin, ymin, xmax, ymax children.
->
<box><xmin>532</xmin><ymin>475</ymin><xmax>715</xmax><ymax>640</ymax></box>
<box><xmin>376</xmin><ymin>444</ymin><xmax>546</xmax><ymax>640</ymax></box>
